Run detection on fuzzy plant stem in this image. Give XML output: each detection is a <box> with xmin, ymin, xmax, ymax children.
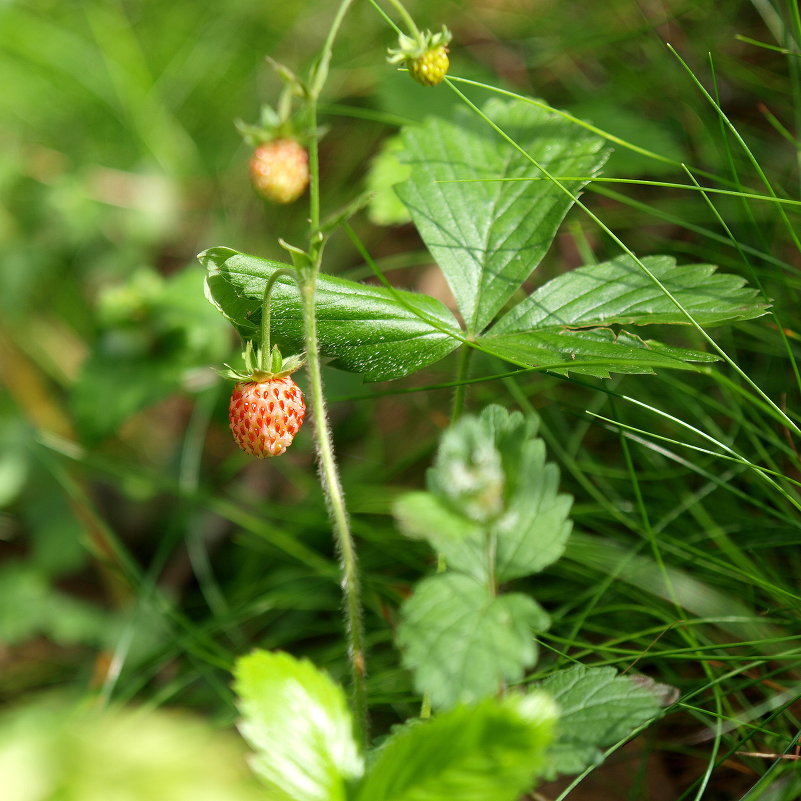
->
<box><xmin>301</xmin><ymin>0</ymin><xmax>368</xmax><ymax>742</ymax></box>
<box><xmin>300</xmin><ymin>270</ymin><xmax>368</xmax><ymax>740</ymax></box>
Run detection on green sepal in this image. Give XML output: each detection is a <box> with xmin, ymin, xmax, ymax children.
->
<box><xmin>387</xmin><ymin>25</ymin><xmax>452</xmax><ymax>63</ymax></box>
<box><xmin>236</xmin><ymin>58</ymin><xmax>311</xmax><ymax>147</ymax></box>
<box><xmin>217</xmin><ymin>341</ymin><xmax>305</xmax><ymax>382</ymax></box>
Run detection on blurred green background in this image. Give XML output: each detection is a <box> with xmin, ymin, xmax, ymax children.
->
<box><xmin>2</xmin><ymin>1</ymin><xmax>800</xmax><ymax>797</ymax></box>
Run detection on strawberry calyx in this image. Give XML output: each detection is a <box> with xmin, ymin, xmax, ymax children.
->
<box><xmin>218</xmin><ymin>341</ymin><xmax>305</xmax><ymax>383</ymax></box>
<box><xmin>235</xmin><ymin>56</ymin><xmax>310</xmax><ymax>148</ymax></box>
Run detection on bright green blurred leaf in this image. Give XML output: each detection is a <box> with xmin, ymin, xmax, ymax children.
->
<box><xmin>366</xmin><ymin>135</ymin><xmax>412</xmax><ymax>226</ymax></box>
<box><xmin>234</xmin><ymin>650</ymin><xmax>363</xmax><ymax>801</ymax></box>
<box><xmin>0</xmin><ymin>702</ymin><xmax>263</xmax><ymax>801</ymax></box>
<box><xmin>396</xmin><ymin>98</ymin><xmax>610</xmax><ymax>334</ymax></box>
<box><xmin>201</xmin><ymin>247</ymin><xmax>462</xmax><ymax>382</ymax></box>
<box><xmin>398</xmin><ymin>573</ymin><xmax>549</xmax><ymax>709</ymax></box>
<box><xmin>538</xmin><ymin>665</ymin><xmax>663</xmax><ymax>779</ymax></box>
<box><xmin>393</xmin><ymin>492</ymin><xmax>487</xmax><ymax>581</ymax></box>
<box><xmin>0</xmin><ymin>413</ymin><xmax>30</xmax><ymax>508</ymax></box>
<box><xmin>354</xmin><ymin>693</ymin><xmax>558</xmax><ymax>801</ymax></box>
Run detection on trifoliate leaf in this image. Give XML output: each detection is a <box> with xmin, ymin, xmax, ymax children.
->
<box><xmin>233</xmin><ymin>650</ymin><xmax>363</xmax><ymax>801</ymax></box>
<box><xmin>398</xmin><ymin>573</ymin><xmax>549</xmax><ymax>709</ymax></box>
<box><xmin>354</xmin><ymin>693</ymin><xmax>558</xmax><ymax>801</ymax></box>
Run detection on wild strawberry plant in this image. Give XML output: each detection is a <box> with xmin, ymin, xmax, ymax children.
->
<box><xmin>198</xmin><ymin>0</ymin><xmax>770</xmax><ymax>797</ymax></box>
<box><xmin>3</xmin><ymin>0</ymin><xmax>801</xmax><ymax>797</ymax></box>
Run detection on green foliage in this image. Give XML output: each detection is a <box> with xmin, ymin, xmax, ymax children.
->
<box><xmin>365</xmin><ymin>135</ymin><xmax>412</xmax><ymax>226</ymax></box>
<box><xmin>5</xmin><ymin>0</ymin><xmax>801</xmax><ymax>798</ymax></box>
<box><xmin>395</xmin><ymin>406</ymin><xmax>572</xmax><ymax>708</ymax></box>
<box><xmin>354</xmin><ymin>693</ymin><xmax>558</xmax><ymax>801</ymax></box>
<box><xmin>480</xmin><ymin>253</ymin><xmax>770</xmax><ymax>376</ymax></box>
<box><xmin>234</xmin><ymin>650</ymin><xmax>363</xmax><ymax>801</ymax></box>
<box><xmin>233</xmin><ymin>649</ymin><xmax>557</xmax><ymax>801</ymax></box>
<box><xmin>205</xmin><ymin>97</ymin><xmax>767</xmax><ymax>383</ymax></box>
<box><xmin>537</xmin><ymin>665</ymin><xmax>663</xmax><ymax>779</ymax></box>
<box><xmin>490</xmin><ymin>255</ymin><xmax>769</xmax><ymax>332</ymax></box>
<box><xmin>478</xmin><ymin>327</ymin><xmax>719</xmax><ymax>378</ymax></box>
<box><xmin>0</xmin><ymin>563</ymin><xmax>108</xmax><ymax>647</ymax></box>
<box><xmin>0</xmin><ymin>702</ymin><xmax>264</xmax><ymax>801</ymax></box>
<box><xmin>71</xmin><ymin>266</ymin><xmax>228</xmax><ymax>441</ymax></box>
<box><xmin>201</xmin><ymin>247</ymin><xmax>462</xmax><ymax>381</ymax></box>
<box><xmin>398</xmin><ymin>574</ymin><xmax>549</xmax><ymax>709</ymax></box>
<box><xmin>396</xmin><ymin>98</ymin><xmax>611</xmax><ymax>334</ymax></box>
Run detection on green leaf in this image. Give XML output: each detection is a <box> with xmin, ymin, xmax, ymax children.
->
<box><xmin>366</xmin><ymin>135</ymin><xmax>412</xmax><ymax>226</ymax></box>
<box><xmin>354</xmin><ymin>694</ymin><xmax>558</xmax><ymax>801</ymax></box>
<box><xmin>421</xmin><ymin>406</ymin><xmax>573</xmax><ymax>581</ymax></box>
<box><xmin>491</xmin><ymin>254</ymin><xmax>769</xmax><ymax>334</ymax></box>
<box><xmin>479</xmin><ymin>326</ymin><xmax>719</xmax><ymax>378</ymax></box>
<box><xmin>393</xmin><ymin>492</ymin><xmax>488</xmax><ymax>582</ymax></box>
<box><xmin>233</xmin><ymin>650</ymin><xmax>363</xmax><ymax>801</ymax></box>
<box><xmin>0</xmin><ymin>702</ymin><xmax>264</xmax><ymax>801</ymax></box>
<box><xmin>398</xmin><ymin>573</ymin><xmax>549</xmax><ymax>709</ymax></box>
<box><xmin>538</xmin><ymin>665</ymin><xmax>663</xmax><ymax>779</ymax></box>
<box><xmin>201</xmin><ymin>247</ymin><xmax>462</xmax><ymax>382</ymax></box>
<box><xmin>396</xmin><ymin>98</ymin><xmax>610</xmax><ymax>334</ymax></box>
<box><xmin>492</xmin><ymin>437</ymin><xmax>573</xmax><ymax>583</ymax></box>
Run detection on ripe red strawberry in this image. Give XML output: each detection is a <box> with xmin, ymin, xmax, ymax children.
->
<box><xmin>249</xmin><ymin>139</ymin><xmax>309</xmax><ymax>204</ymax></box>
<box><xmin>408</xmin><ymin>45</ymin><xmax>450</xmax><ymax>86</ymax></box>
<box><xmin>229</xmin><ymin>376</ymin><xmax>306</xmax><ymax>458</ymax></box>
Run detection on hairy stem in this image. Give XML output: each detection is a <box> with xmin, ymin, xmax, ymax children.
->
<box><xmin>300</xmin><ymin>271</ymin><xmax>368</xmax><ymax>741</ymax></box>
<box><xmin>300</xmin><ymin>0</ymin><xmax>368</xmax><ymax>742</ymax></box>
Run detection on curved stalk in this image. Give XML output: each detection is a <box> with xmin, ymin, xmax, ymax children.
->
<box><xmin>258</xmin><ymin>268</ymin><xmax>296</xmax><ymax>371</ymax></box>
<box><xmin>382</xmin><ymin>0</ymin><xmax>423</xmax><ymax>39</ymax></box>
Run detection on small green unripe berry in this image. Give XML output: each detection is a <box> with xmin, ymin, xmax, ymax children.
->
<box><xmin>408</xmin><ymin>46</ymin><xmax>449</xmax><ymax>86</ymax></box>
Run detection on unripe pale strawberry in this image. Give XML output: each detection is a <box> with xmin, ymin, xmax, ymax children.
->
<box><xmin>408</xmin><ymin>46</ymin><xmax>449</xmax><ymax>86</ymax></box>
<box><xmin>249</xmin><ymin>139</ymin><xmax>309</xmax><ymax>204</ymax></box>
<box><xmin>229</xmin><ymin>376</ymin><xmax>306</xmax><ymax>458</ymax></box>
